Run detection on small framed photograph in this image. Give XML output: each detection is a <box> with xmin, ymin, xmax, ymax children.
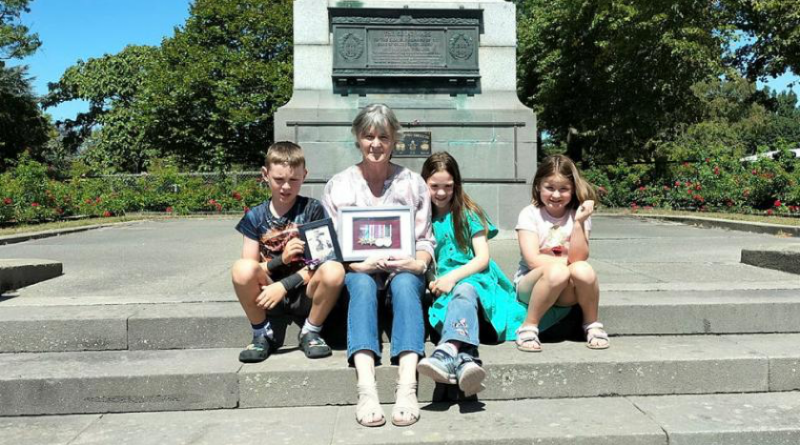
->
<box><xmin>299</xmin><ymin>218</ymin><xmax>343</xmax><ymax>265</ymax></box>
<box><xmin>338</xmin><ymin>206</ymin><xmax>415</xmax><ymax>262</ymax></box>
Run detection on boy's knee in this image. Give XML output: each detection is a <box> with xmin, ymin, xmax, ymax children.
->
<box><xmin>231</xmin><ymin>259</ymin><xmax>261</xmax><ymax>284</ymax></box>
<box><xmin>318</xmin><ymin>261</ymin><xmax>345</xmax><ymax>286</ymax></box>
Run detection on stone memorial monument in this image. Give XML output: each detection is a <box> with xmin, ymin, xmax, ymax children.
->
<box><xmin>275</xmin><ymin>0</ymin><xmax>536</xmax><ymax>229</ymax></box>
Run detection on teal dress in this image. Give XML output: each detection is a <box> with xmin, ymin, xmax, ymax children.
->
<box><xmin>428</xmin><ymin>211</ymin><xmax>528</xmax><ymax>342</ymax></box>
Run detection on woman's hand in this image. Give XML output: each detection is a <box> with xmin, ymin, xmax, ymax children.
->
<box><xmin>281</xmin><ymin>238</ymin><xmax>305</xmax><ymax>264</ymax></box>
<box><xmin>428</xmin><ymin>274</ymin><xmax>457</xmax><ymax>296</ymax></box>
<box><xmin>349</xmin><ymin>255</ymin><xmax>384</xmax><ymax>274</ymax></box>
<box><xmin>575</xmin><ymin>200</ymin><xmax>595</xmax><ymax>223</ymax></box>
<box><xmin>379</xmin><ymin>256</ymin><xmax>427</xmax><ymax>275</ymax></box>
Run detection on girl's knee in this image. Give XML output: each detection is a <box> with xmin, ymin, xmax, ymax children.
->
<box><xmin>451</xmin><ymin>283</ymin><xmax>479</xmax><ymax>305</ymax></box>
<box><xmin>568</xmin><ymin>261</ymin><xmax>597</xmax><ymax>285</ymax></box>
<box><xmin>544</xmin><ymin>263</ymin><xmax>571</xmax><ymax>287</ymax></box>
<box><xmin>231</xmin><ymin>259</ymin><xmax>260</xmax><ymax>284</ymax></box>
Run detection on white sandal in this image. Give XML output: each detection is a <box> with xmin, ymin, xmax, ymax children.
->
<box><xmin>515</xmin><ymin>325</ymin><xmax>542</xmax><ymax>352</ymax></box>
<box><xmin>356</xmin><ymin>383</ymin><xmax>386</xmax><ymax>427</ymax></box>
<box><xmin>583</xmin><ymin>321</ymin><xmax>610</xmax><ymax>350</ymax></box>
<box><xmin>391</xmin><ymin>381</ymin><xmax>420</xmax><ymax>427</ymax></box>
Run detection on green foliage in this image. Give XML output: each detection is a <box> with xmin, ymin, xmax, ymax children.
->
<box><xmin>0</xmin><ymin>156</ymin><xmax>270</xmax><ymax>224</ymax></box>
<box><xmin>0</xmin><ymin>0</ymin><xmax>40</xmax><ymax>60</ymax></box>
<box><xmin>517</xmin><ymin>0</ymin><xmax>734</xmax><ymax>163</ymax></box>
<box><xmin>0</xmin><ymin>65</ymin><xmax>51</xmax><ymax>169</ymax></box>
<box><xmin>43</xmin><ymin>0</ymin><xmax>294</xmax><ymax>173</ymax></box>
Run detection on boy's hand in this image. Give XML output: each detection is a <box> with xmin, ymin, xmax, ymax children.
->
<box><xmin>281</xmin><ymin>238</ymin><xmax>305</xmax><ymax>264</ymax></box>
<box><xmin>256</xmin><ymin>282</ymin><xmax>287</xmax><ymax>311</ymax></box>
<box><xmin>576</xmin><ymin>200</ymin><xmax>595</xmax><ymax>223</ymax></box>
<box><xmin>428</xmin><ymin>275</ymin><xmax>457</xmax><ymax>296</ymax></box>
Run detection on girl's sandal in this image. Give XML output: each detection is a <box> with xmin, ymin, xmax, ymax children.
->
<box><xmin>515</xmin><ymin>325</ymin><xmax>542</xmax><ymax>352</ymax></box>
<box><xmin>391</xmin><ymin>381</ymin><xmax>420</xmax><ymax>427</ymax></box>
<box><xmin>356</xmin><ymin>383</ymin><xmax>386</xmax><ymax>427</ymax></box>
<box><xmin>583</xmin><ymin>321</ymin><xmax>610</xmax><ymax>350</ymax></box>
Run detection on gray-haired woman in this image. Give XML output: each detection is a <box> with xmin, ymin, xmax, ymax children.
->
<box><xmin>322</xmin><ymin>104</ymin><xmax>434</xmax><ymax>427</ymax></box>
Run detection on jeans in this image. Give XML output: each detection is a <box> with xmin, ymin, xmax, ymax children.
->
<box><xmin>439</xmin><ymin>283</ymin><xmax>480</xmax><ymax>348</ymax></box>
<box><xmin>346</xmin><ymin>272</ymin><xmax>425</xmax><ymax>364</ymax></box>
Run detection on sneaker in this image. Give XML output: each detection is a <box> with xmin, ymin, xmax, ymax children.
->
<box><xmin>239</xmin><ymin>335</ymin><xmax>275</xmax><ymax>363</ymax></box>
<box><xmin>298</xmin><ymin>330</ymin><xmax>332</xmax><ymax>359</ymax></box>
<box><xmin>455</xmin><ymin>352</ymin><xmax>486</xmax><ymax>397</ymax></box>
<box><xmin>417</xmin><ymin>347</ymin><xmax>457</xmax><ymax>385</ymax></box>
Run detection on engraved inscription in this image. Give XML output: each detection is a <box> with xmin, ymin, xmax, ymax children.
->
<box><xmin>367</xmin><ymin>29</ymin><xmax>446</xmax><ymax>67</ymax></box>
<box><xmin>449</xmin><ymin>33</ymin><xmax>474</xmax><ymax>60</ymax></box>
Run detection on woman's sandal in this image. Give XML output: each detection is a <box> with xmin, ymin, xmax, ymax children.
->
<box><xmin>583</xmin><ymin>321</ymin><xmax>610</xmax><ymax>350</ymax></box>
<box><xmin>356</xmin><ymin>383</ymin><xmax>386</xmax><ymax>427</ymax></box>
<box><xmin>515</xmin><ymin>325</ymin><xmax>542</xmax><ymax>352</ymax></box>
<box><xmin>391</xmin><ymin>381</ymin><xmax>420</xmax><ymax>427</ymax></box>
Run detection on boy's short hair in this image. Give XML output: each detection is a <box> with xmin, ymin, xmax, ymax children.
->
<box><xmin>265</xmin><ymin>141</ymin><xmax>306</xmax><ymax>169</ymax></box>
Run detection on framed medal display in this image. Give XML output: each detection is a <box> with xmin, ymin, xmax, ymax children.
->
<box><xmin>337</xmin><ymin>206</ymin><xmax>415</xmax><ymax>262</ymax></box>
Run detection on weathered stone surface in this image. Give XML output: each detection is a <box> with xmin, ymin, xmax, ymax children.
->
<box><xmin>0</xmin><ymin>349</ymin><xmax>241</xmax><ymax>415</ymax></box>
<box><xmin>0</xmin><ymin>259</ymin><xmax>62</xmax><ymax>293</ymax></box>
<box><xmin>631</xmin><ymin>391</ymin><xmax>800</xmax><ymax>445</ymax></box>
<box><xmin>0</xmin><ymin>414</ymin><xmax>99</xmax><ymax>445</ymax></box>
<box><xmin>741</xmin><ymin>244</ymin><xmax>800</xmax><ymax>274</ymax></box>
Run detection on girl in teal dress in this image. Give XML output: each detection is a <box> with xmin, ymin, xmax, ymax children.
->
<box><xmin>417</xmin><ymin>152</ymin><xmax>527</xmax><ymax>396</ymax></box>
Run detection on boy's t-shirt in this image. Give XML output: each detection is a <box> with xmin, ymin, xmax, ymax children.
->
<box><xmin>235</xmin><ymin>196</ymin><xmax>327</xmax><ymax>279</ymax></box>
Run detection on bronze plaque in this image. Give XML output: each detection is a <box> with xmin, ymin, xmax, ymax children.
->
<box><xmin>394</xmin><ymin>132</ymin><xmax>432</xmax><ymax>158</ymax></box>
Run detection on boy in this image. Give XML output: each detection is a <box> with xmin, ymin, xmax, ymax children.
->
<box><xmin>231</xmin><ymin>141</ymin><xmax>345</xmax><ymax>363</ymax></box>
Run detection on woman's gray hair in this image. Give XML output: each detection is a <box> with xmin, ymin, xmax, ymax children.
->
<box><xmin>351</xmin><ymin>103</ymin><xmax>401</xmax><ymax>142</ymax></box>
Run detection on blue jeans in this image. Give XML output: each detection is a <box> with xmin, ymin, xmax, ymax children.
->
<box><xmin>440</xmin><ymin>283</ymin><xmax>480</xmax><ymax>348</ymax></box>
<box><xmin>346</xmin><ymin>272</ymin><xmax>425</xmax><ymax>364</ymax></box>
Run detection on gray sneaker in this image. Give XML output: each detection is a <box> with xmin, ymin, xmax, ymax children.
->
<box><xmin>417</xmin><ymin>348</ymin><xmax>457</xmax><ymax>385</ymax></box>
<box><xmin>455</xmin><ymin>352</ymin><xmax>486</xmax><ymax>397</ymax></box>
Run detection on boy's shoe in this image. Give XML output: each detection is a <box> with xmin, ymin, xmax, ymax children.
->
<box><xmin>417</xmin><ymin>348</ymin><xmax>457</xmax><ymax>385</ymax></box>
<box><xmin>455</xmin><ymin>352</ymin><xmax>486</xmax><ymax>397</ymax></box>
<box><xmin>298</xmin><ymin>331</ymin><xmax>332</xmax><ymax>359</ymax></box>
<box><xmin>239</xmin><ymin>335</ymin><xmax>276</xmax><ymax>363</ymax></box>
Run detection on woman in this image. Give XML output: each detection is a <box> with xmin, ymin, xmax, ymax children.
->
<box><xmin>322</xmin><ymin>103</ymin><xmax>434</xmax><ymax>427</ymax></box>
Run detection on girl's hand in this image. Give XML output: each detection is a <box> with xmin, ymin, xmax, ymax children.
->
<box><xmin>428</xmin><ymin>275</ymin><xmax>457</xmax><ymax>296</ymax></box>
<box><xmin>255</xmin><ymin>282</ymin><xmax>287</xmax><ymax>310</ymax></box>
<box><xmin>281</xmin><ymin>238</ymin><xmax>306</xmax><ymax>264</ymax></box>
<box><xmin>575</xmin><ymin>200</ymin><xmax>595</xmax><ymax>223</ymax></box>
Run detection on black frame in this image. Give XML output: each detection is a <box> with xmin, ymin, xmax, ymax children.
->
<box><xmin>299</xmin><ymin>218</ymin><xmax>343</xmax><ymax>265</ymax></box>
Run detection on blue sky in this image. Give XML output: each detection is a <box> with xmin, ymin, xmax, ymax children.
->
<box><xmin>9</xmin><ymin>0</ymin><xmax>800</xmax><ymax>123</ymax></box>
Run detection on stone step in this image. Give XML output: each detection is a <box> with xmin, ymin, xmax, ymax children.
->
<box><xmin>4</xmin><ymin>391</ymin><xmax>800</xmax><ymax>445</ymax></box>
<box><xmin>2</xmin><ymin>334</ymin><xmax>799</xmax><ymax>416</ymax></box>
<box><xmin>3</xmin><ymin>289</ymin><xmax>800</xmax><ymax>353</ymax></box>
<box><xmin>0</xmin><ymin>259</ymin><xmax>62</xmax><ymax>293</ymax></box>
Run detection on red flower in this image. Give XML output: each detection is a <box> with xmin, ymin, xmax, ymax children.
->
<box><xmin>208</xmin><ymin>199</ymin><xmax>217</xmax><ymax>205</ymax></box>
<box><xmin>85</xmin><ymin>198</ymin><xmax>92</xmax><ymax>204</ymax></box>
<box><xmin>638</xmin><ymin>186</ymin><xmax>646</xmax><ymax>192</ymax></box>
<box><xmin>726</xmin><ymin>200</ymin><xmax>734</xmax><ymax>207</ymax></box>
<box><xmin>232</xmin><ymin>191</ymin><xmax>242</xmax><ymax>201</ymax></box>
<box><xmin>752</xmin><ymin>169</ymin><xmax>758</xmax><ymax>175</ymax></box>
<box><xmin>31</xmin><ymin>202</ymin><xmax>40</xmax><ymax>207</ymax></box>
<box><xmin>790</xmin><ymin>206</ymin><xmax>799</xmax><ymax>212</ymax></box>
<box><xmin>774</xmin><ymin>200</ymin><xmax>782</xmax><ymax>207</ymax></box>
<box><xmin>166</xmin><ymin>206</ymin><xmax>173</xmax><ymax>213</ymax></box>
<box><xmin>3</xmin><ymin>197</ymin><xmax>11</xmax><ymax>205</ymax></box>
<box><xmin>243</xmin><ymin>206</ymin><xmax>250</xmax><ymax>214</ymax></box>
<box><xmin>663</xmin><ymin>186</ymin><xmax>669</xmax><ymax>191</ymax></box>
<box><xmin>683</xmin><ymin>162</ymin><xmax>690</xmax><ymax>167</ymax></box>
<box><xmin>95</xmin><ymin>197</ymin><xmax>102</xmax><ymax>203</ymax></box>
<box><xmin>693</xmin><ymin>195</ymin><xmax>705</xmax><ymax>202</ymax></box>
<box><xmin>215</xmin><ymin>203</ymin><xmax>223</xmax><ymax>212</ymax></box>
<box><xmin>766</xmin><ymin>209</ymin><xmax>774</xmax><ymax>215</ymax></box>
<box><xmin>674</xmin><ymin>181</ymin><xmax>680</xmax><ymax>187</ymax></box>
<box><xmin>55</xmin><ymin>208</ymin><xmax>64</xmax><ymax>215</ymax></box>
<box><xmin>713</xmin><ymin>166</ymin><xmax>720</xmax><ymax>175</ymax></box>
<box><xmin>705</xmin><ymin>158</ymin><xmax>711</xmax><ymax>163</ymax></box>
<box><xmin>687</xmin><ymin>189</ymin><xmax>694</xmax><ymax>195</ymax></box>
<box><xmin>695</xmin><ymin>184</ymin><xmax>702</xmax><ymax>191</ymax></box>
<box><xmin>102</xmin><ymin>211</ymin><xmax>112</xmax><ymax>217</ymax></box>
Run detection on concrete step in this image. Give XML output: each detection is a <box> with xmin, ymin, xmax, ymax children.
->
<box><xmin>4</xmin><ymin>391</ymin><xmax>800</xmax><ymax>445</ymax></box>
<box><xmin>2</xmin><ymin>334</ymin><xmax>799</xmax><ymax>416</ymax></box>
<box><xmin>0</xmin><ymin>259</ymin><xmax>62</xmax><ymax>293</ymax></box>
<box><xmin>3</xmin><ymin>289</ymin><xmax>800</xmax><ymax>353</ymax></box>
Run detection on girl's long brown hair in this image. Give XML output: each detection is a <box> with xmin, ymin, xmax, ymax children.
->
<box><xmin>531</xmin><ymin>155</ymin><xmax>597</xmax><ymax>209</ymax></box>
<box><xmin>421</xmin><ymin>152</ymin><xmax>490</xmax><ymax>253</ymax></box>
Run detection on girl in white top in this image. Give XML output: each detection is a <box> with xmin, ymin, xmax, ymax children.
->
<box><xmin>514</xmin><ymin>154</ymin><xmax>609</xmax><ymax>352</ymax></box>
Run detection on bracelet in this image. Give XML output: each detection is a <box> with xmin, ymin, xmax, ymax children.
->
<box><xmin>279</xmin><ymin>273</ymin><xmax>304</xmax><ymax>291</ymax></box>
<box><xmin>266</xmin><ymin>255</ymin><xmax>284</xmax><ymax>273</ymax></box>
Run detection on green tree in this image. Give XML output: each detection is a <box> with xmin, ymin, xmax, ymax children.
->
<box><xmin>0</xmin><ymin>0</ymin><xmax>40</xmax><ymax>61</ymax></box>
<box><xmin>517</xmin><ymin>0</ymin><xmax>734</xmax><ymax>163</ymax></box>
<box><xmin>42</xmin><ymin>45</ymin><xmax>160</xmax><ymax>172</ymax></box>
<box><xmin>142</xmin><ymin>0</ymin><xmax>293</xmax><ymax>170</ymax></box>
<box><xmin>0</xmin><ymin>0</ymin><xmax>49</xmax><ymax>170</ymax></box>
